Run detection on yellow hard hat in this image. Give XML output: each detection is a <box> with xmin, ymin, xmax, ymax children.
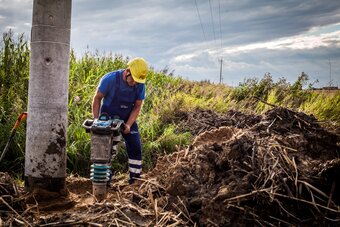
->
<box><xmin>128</xmin><ymin>57</ymin><xmax>148</xmax><ymax>83</ymax></box>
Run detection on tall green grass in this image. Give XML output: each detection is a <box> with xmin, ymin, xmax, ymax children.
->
<box><xmin>0</xmin><ymin>31</ymin><xmax>29</xmax><ymax>174</ymax></box>
<box><xmin>0</xmin><ymin>31</ymin><xmax>339</xmax><ymax>176</ymax></box>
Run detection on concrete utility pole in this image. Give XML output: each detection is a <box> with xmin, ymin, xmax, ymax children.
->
<box><xmin>25</xmin><ymin>0</ymin><xmax>72</xmax><ymax>193</ymax></box>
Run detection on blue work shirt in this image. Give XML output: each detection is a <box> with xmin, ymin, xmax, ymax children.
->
<box><xmin>98</xmin><ymin>70</ymin><xmax>145</xmax><ymax>120</ymax></box>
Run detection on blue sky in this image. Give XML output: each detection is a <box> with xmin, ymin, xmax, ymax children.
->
<box><xmin>1</xmin><ymin>0</ymin><xmax>340</xmax><ymax>87</ymax></box>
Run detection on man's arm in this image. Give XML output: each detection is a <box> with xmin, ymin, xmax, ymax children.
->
<box><xmin>123</xmin><ymin>99</ymin><xmax>143</xmax><ymax>134</ymax></box>
<box><xmin>92</xmin><ymin>89</ymin><xmax>105</xmax><ymax>119</ymax></box>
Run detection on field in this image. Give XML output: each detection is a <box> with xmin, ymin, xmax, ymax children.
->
<box><xmin>0</xmin><ymin>32</ymin><xmax>339</xmax><ymax>226</ymax></box>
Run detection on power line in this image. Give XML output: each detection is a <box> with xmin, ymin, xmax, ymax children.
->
<box><xmin>218</xmin><ymin>0</ymin><xmax>223</xmax><ymax>55</ymax></box>
<box><xmin>194</xmin><ymin>0</ymin><xmax>225</xmax><ymax>84</ymax></box>
<box><xmin>218</xmin><ymin>0</ymin><xmax>223</xmax><ymax>84</ymax></box>
<box><xmin>208</xmin><ymin>0</ymin><xmax>217</xmax><ymax>46</ymax></box>
<box><xmin>194</xmin><ymin>0</ymin><xmax>207</xmax><ymax>42</ymax></box>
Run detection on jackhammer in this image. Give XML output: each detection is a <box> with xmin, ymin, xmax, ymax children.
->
<box><xmin>82</xmin><ymin>113</ymin><xmax>124</xmax><ymax>200</ymax></box>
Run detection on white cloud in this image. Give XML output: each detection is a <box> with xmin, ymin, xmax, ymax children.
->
<box><xmin>220</xmin><ymin>30</ymin><xmax>340</xmax><ymax>55</ymax></box>
<box><xmin>5</xmin><ymin>25</ymin><xmax>16</xmax><ymax>30</ymax></box>
<box><xmin>170</xmin><ymin>28</ymin><xmax>340</xmax><ymax>66</ymax></box>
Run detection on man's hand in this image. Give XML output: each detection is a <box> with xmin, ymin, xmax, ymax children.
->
<box><xmin>122</xmin><ymin>124</ymin><xmax>131</xmax><ymax>134</ymax></box>
<box><xmin>123</xmin><ymin>100</ymin><xmax>143</xmax><ymax>134</ymax></box>
<box><xmin>92</xmin><ymin>90</ymin><xmax>105</xmax><ymax>119</ymax></box>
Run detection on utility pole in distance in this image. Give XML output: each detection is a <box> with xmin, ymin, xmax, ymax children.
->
<box><xmin>328</xmin><ymin>57</ymin><xmax>332</xmax><ymax>86</ymax></box>
<box><xmin>25</xmin><ymin>0</ymin><xmax>72</xmax><ymax>194</ymax></box>
<box><xmin>219</xmin><ymin>58</ymin><xmax>223</xmax><ymax>84</ymax></box>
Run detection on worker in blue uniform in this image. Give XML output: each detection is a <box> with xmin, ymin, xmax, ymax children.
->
<box><xmin>92</xmin><ymin>57</ymin><xmax>148</xmax><ymax>184</ymax></box>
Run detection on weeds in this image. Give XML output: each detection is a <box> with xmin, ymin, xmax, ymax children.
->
<box><xmin>0</xmin><ymin>31</ymin><xmax>29</xmax><ymax>173</ymax></box>
<box><xmin>0</xmin><ymin>30</ymin><xmax>339</xmax><ymax>176</ymax></box>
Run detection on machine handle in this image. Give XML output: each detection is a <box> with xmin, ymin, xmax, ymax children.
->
<box><xmin>82</xmin><ymin>119</ymin><xmax>94</xmax><ymax>131</ymax></box>
<box><xmin>111</xmin><ymin>120</ymin><xmax>125</xmax><ymax>132</ymax></box>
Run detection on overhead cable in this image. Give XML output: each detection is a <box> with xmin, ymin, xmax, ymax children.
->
<box><xmin>209</xmin><ymin>0</ymin><xmax>217</xmax><ymax>47</ymax></box>
<box><xmin>218</xmin><ymin>0</ymin><xmax>223</xmax><ymax>56</ymax></box>
<box><xmin>194</xmin><ymin>0</ymin><xmax>207</xmax><ymax>42</ymax></box>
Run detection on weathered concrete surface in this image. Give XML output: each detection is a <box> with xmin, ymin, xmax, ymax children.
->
<box><xmin>25</xmin><ymin>0</ymin><xmax>72</xmax><ymax>192</ymax></box>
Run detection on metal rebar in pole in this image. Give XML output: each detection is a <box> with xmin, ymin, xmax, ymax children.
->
<box><xmin>25</xmin><ymin>0</ymin><xmax>72</xmax><ymax>194</ymax></box>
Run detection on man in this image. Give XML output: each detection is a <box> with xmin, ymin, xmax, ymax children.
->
<box><xmin>92</xmin><ymin>57</ymin><xmax>148</xmax><ymax>184</ymax></box>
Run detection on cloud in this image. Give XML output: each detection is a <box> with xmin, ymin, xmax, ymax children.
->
<box><xmin>169</xmin><ymin>28</ymin><xmax>340</xmax><ymax>64</ymax></box>
<box><xmin>0</xmin><ymin>0</ymin><xmax>32</xmax><ymax>34</ymax></box>
<box><xmin>1</xmin><ymin>0</ymin><xmax>340</xmax><ymax>87</ymax></box>
<box><xmin>217</xmin><ymin>0</ymin><xmax>340</xmax><ymax>45</ymax></box>
<box><xmin>166</xmin><ymin>24</ymin><xmax>340</xmax><ymax>86</ymax></box>
<box><xmin>219</xmin><ymin>30</ymin><xmax>340</xmax><ymax>55</ymax></box>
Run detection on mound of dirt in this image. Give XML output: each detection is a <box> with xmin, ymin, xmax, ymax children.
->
<box><xmin>1</xmin><ymin>107</ymin><xmax>339</xmax><ymax>226</ymax></box>
<box><xmin>150</xmin><ymin>107</ymin><xmax>340</xmax><ymax>226</ymax></box>
<box><xmin>192</xmin><ymin>126</ymin><xmax>239</xmax><ymax>148</ymax></box>
<box><xmin>177</xmin><ymin>109</ymin><xmax>262</xmax><ymax>135</ymax></box>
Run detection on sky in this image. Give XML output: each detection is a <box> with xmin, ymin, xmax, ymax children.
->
<box><xmin>1</xmin><ymin>0</ymin><xmax>340</xmax><ymax>87</ymax></box>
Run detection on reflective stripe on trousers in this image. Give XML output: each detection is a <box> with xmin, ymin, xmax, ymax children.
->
<box><xmin>122</xmin><ymin>123</ymin><xmax>142</xmax><ymax>180</ymax></box>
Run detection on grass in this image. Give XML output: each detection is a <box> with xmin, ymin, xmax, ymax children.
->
<box><xmin>0</xmin><ymin>30</ymin><xmax>339</xmax><ymax>176</ymax></box>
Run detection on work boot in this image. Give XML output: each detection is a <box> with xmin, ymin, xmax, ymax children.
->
<box><xmin>128</xmin><ymin>178</ymin><xmax>135</xmax><ymax>185</ymax></box>
<box><xmin>128</xmin><ymin>174</ymin><xmax>142</xmax><ymax>185</ymax></box>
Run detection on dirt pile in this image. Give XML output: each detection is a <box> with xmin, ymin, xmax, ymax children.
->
<box><xmin>150</xmin><ymin>107</ymin><xmax>340</xmax><ymax>226</ymax></box>
<box><xmin>177</xmin><ymin>109</ymin><xmax>262</xmax><ymax>135</ymax></box>
<box><xmin>0</xmin><ymin>107</ymin><xmax>339</xmax><ymax>226</ymax></box>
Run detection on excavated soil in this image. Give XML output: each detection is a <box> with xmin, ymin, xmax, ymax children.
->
<box><xmin>1</xmin><ymin>107</ymin><xmax>339</xmax><ymax>226</ymax></box>
<box><xmin>153</xmin><ymin>107</ymin><xmax>340</xmax><ymax>226</ymax></box>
